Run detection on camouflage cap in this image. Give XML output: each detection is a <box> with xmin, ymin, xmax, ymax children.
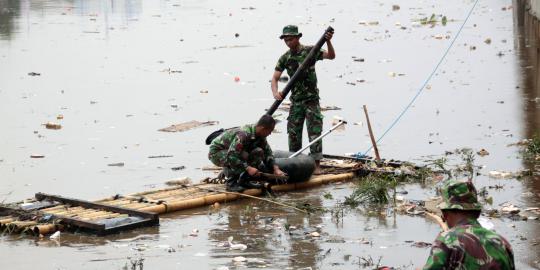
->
<box><xmin>438</xmin><ymin>179</ymin><xmax>482</xmax><ymax>211</ymax></box>
<box><xmin>280</xmin><ymin>25</ymin><xmax>302</xmax><ymax>39</ymax></box>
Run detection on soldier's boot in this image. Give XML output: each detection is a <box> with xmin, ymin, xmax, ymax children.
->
<box><xmin>237</xmin><ymin>172</ymin><xmax>263</xmax><ymax>189</ymax></box>
<box><xmin>225</xmin><ymin>176</ymin><xmax>245</xmax><ymax>192</ymax></box>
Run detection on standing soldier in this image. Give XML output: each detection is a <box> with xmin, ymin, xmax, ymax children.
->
<box><xmin>423</xmin><ymin>179</ymin><xmax>515</xmax><ymax>269</ymax></box>
<box><xmin>270</xmin><ymin>25</ymin><xmax>335</xmax><ymax>174</ymax></box>
<box><xmin>208</xmin><ymin>114</ymin><xmax>285</xmax><ymax>192</ymax></box>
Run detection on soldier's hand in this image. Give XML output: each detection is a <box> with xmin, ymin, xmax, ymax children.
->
<box><xmin>273</xmin><ymin>91</ymin><xmax>283</xmax><ymax>100</ymax></box>
<box><xmin>325</xmin><ymin>31</ymin><xmax>333</xmax><ymax>41</ymax></box>
<box><xmin>274</xmin><ymin>167</ymin><xmax>285</xmax><ymax>176</ymax></box>
<box><xmin>246</xmin><ymin>166</ymin><xmax>260</xmax><ymax>177</ymax></box>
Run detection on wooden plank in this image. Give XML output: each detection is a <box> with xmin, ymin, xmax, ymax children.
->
<box><xmin>35</xmin><ymin>193</ymin><xmax>158</xmax><ymax>220</ymax></box>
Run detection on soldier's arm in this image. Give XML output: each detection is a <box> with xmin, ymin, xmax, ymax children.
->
<box><xmin>271</xmin><ymin>70</ymin><xmax>283</xmax><ymax>100</ymax></box>
<box><xmin>423</xmin><ymin>239</ymin><xmax>450</xmax><ymax>270</ymax></box>
<box><xmin>262</xmin><ymin>140</ymin><xmax>275</xmax><ymax>167</ymax></box>
<box><xmin>225</xmin><ymin>135</ymin><xmax>249</xmax><ymax>172</ymax></box>
<box><xmin>322</xmin><ymin>31</ymin><xmax>335</xmax><ymax>60</ymax></box>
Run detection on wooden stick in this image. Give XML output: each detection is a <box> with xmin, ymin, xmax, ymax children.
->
<box><xmin>194</xmin><ymin>187</ymin><xmax>308</xmax><ymax>214</ymax></box>
<box><xmin>363</xmin><ymin>105</ymin><xmax>381</xmax><ymax>161</ymax></box>
<box><xmin>425</xmin><ymin>212</ymin><xmax>449</xmax><ymax>231</ymax></box>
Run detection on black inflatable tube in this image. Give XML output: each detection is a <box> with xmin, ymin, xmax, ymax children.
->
<box><xmin>273</xmin><ymin>150</ymin><xmax>315</xmax><ymax>183</ymax></box>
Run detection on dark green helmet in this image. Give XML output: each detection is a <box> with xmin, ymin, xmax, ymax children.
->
<box><xmin>438</xmin><ymin>179</ymin><xmax>482</xmax><ymax>211</ymax></box>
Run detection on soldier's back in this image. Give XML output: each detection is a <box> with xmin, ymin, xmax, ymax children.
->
<box><xmin>424</xmin><ymin>220</ymin><xmax>514</xmax><ymax>269</ymax></box>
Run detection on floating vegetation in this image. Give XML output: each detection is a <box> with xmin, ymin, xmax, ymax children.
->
<box><xmin>417</xmin><ymin>14</ymin><xmax>448</xmax><ymax>26</ymax></box>
<box><xmin>344</xmin><ymin>174</ymin><xmax>396</xmax><ymax>206</ymax></box>
<box><xmin>523</xmin><ymin>135</ymin><xmax>540</xmax><ymax>160</ymax></box>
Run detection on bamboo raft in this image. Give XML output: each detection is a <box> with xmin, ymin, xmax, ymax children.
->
<box><xmin>0</xmin><ymin>154</ymin><xmax>417</xmax><ymax>236</ymax></box>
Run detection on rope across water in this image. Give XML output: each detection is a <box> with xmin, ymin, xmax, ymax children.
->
<box><xmin>359</xmin><ymin>0</ymin><xmax>480</xmax><ymax>157</ymax></box>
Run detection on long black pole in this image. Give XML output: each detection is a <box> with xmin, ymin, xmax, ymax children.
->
<box><xmin>266</xmin><ymin>26</ymin><xmax>334</xmax><ymax>116</ymax></box>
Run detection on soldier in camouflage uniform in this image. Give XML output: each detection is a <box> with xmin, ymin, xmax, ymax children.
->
<box><xmin>271</xmin><ymin>25</ymin><xmax>335</xmax><ymax>174</ymax></box>
<box><xmin>208</xmin><ymin>114</ymin><xmax>285</xmax><ymax>192</ymax></box>
<box><xmin>423</xmin><ymin>179</ymin><xmax>515</xmax><ymax>269</ymax></box>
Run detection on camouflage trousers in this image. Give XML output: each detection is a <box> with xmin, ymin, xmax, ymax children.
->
<box><xmin>287</xmin><ymin>100</ymin><xmax>323</xmax><ymax>160</ymax></box>
<box><xmin>208</xmin><ymin>147</ymin><xmax>265</xmax><ymax>177</ymax></box>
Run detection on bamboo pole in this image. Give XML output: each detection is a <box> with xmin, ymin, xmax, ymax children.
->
<box><xmin>363</xmin><ymin>105</ymin><xmax>381</xmax><ymax>161</ymax></box>
<box><xmin>0</xmin><ymin>218</ymin><xmax>14</xmax><ymax>224</ymax></box>
<box><xmin>425</xmin><ymin>212</ymin><xmax>449</xmax><ymax>231</ymax></box>
<box><xmin>33</xmin><ymin>224</ymin><xmax>63</xmax><ymax>235</ymax></box>
<box><xmin>138</xmin><ymin>172</ymin><xmax>356</xmax><ymax>214</ymax></box>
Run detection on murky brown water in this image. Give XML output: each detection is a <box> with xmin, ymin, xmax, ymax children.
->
<box><xmin>1</xmin><ymin>0</ymin><xmax>539</xmax><ymax>269</ymax></box>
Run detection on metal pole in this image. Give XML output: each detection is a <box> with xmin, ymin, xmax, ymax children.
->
<box><xmin>288</xmin><ymin>121</ymin><xmax>347</xmax><ymax>158</ymax></box>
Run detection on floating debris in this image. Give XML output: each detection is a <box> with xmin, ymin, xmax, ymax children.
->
<box><xmin>108</xmin><ymin>162</ymin><xmax>125</xmax><ymax>167</ymax></box>
<box><xmin>30</xmin><ymin>154</ymin><xmax>45</xmax><ymax>158</ymax></box>
<box><xmin>165</xmin><ymin>177</ymin><xmax>192</xmax><ymax>186</ymax></box>
<box><xmin>158</xmin><ymin>120</ymin><xmax>219</xmax><ymax>133</ymax></box>
<box><xmin>44</xmin><ymin>122</ymin><xmax>62</xmax><ymax>130</ymax></box>
<box><xmin>148</xmin><ymin>155</ymin><xmax>173</xmax><ymax>159</ymax></box>
<box><xmin>228</xmin><ymin>236</ymin><xmax>247</xmax><ymax>250</ymax></box>
<box><xmin>477</xmin><ymin>149</ymin><xmax>489</xmax><ymax>156</ymax></box>
<box><xmin>171</xmin><ymin>166</ymin><xmax>186</xmax><ymax>171</ymax></box>
<box><xmin>28</xmin><ymin>72</ymin><xmax>41</xmax><ymax>76</ymax></box>
<box><xmin>49</xmin><ymin>231</ymin><xmax>60</xmax><ymax>239</ymax></box>
<box><xmin>488</xmin><ymin>170</ymin><xmax>514</xmax><ymax>179</ymax></box>
<box><xmin>232</xmin><ymin>256</ymin><xmax>247</xmax><ymax>262</ymax></box>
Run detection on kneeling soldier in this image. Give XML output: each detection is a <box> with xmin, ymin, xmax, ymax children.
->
<box><xmin>423</xmin><ymin>179</ymin><xmax>515</xmax><ymax>269</ymax></box>
<box><xmin>208</xmin><ymin>114</ymin><xmax>285</xmax><ymax>192</ymax></box>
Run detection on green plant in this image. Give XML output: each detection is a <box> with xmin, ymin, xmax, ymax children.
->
<box><xmin>344</xmin><ymin>174</ymin><xmax>396</xmax><ymax>206</ymax></box>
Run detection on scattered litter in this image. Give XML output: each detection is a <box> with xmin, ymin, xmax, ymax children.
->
<box><xmin>411</xmin><ymin>241</ymin><xmax>431</xmax><ymax>248</ymax></box>
<box><xmin>28</xmin><ymin>72</ymin><xmax>41</xmax><ymax>76</ymax></box>
<box><xmin>171</xmin><ymin>166</ymin><xmax>186</xmax><ymax>171</ymax></box>
<box><xmin>30</xmin><ymin>154</ymin><xmax>45</xmax><ymax>158</ymax></box>
<box><xmin>232</xmin><ymin>256</ymin><xmax>247</xmax><ymax>262</ymax></box>
<box><xmin>500</xmin><ymin>202</ymin><xmax>520</xmax><ymax>214</ymax></box>
<box><xmin>322</xmin><ymin>105</ymin><xmax>341</xmax><ymax>111</ymax></box>
<box><xmin>189</xmin><ymin>228</ymin><xmax>199</xmax><ymax>237</ymax></box>
<box><xmin>228</xmin><ymin>236</ymin><xmax>247</xmax><ymax>250</ymax></box>
<box><xmin>159</xmin><ymin>120</ymin><xmax>219</xmax><ymax>132</ymax></box>
<box><xmin>484</xmin><ymin>38</ymin><xmax>492</xmax><ymax>45</ymax></box>
<box><xmin>310</xmin><ymin>231</ymin><xmax>320</xmax><ymax>237</ymax></box>
<box><xmin>44</xmin><ymin>122</ymin><xmax>62</xmax><ymax>130</ymax></box>
<box><xmin>392</xmin><ymin>5</ymin><xmax>400</xmax><ymax>11</ymax></box>
<box><xmin>477</xmin><ymin>149</ymin><xmax>489</xmax><ymax>156</ymax></box>
<box><xmin>161</xmin><ymin>68</ymin><xmax>182</xmax><ymax>74</ymax></box>
<box><xmin>165</xmin><ymin>177</ymin><xmax>192</xmax><ymax>186</ymax></box>
<box><xmin>478</xmin><ymin>217</ymin><xmax>495</xmax><ymax>230</ymax></box>
<box><xmin>148</xmin><ymin>155</ymin><xmax>173</xmax><ymax>158</ymax></box>
<box><xmin>56</xmin><ymin>115</ymin><xmax>64</xmax><ymax>120</ymax></box>
<box><xmin>49</xmin><ymin>231</ymin><xmax>60</xmax><ymax>239</ymax></box>
<box><xmin>108</xmin><ymin>162</ymin><xmax>125</xmax><ymax>167</ymax></box>
<box><xmin>234</xmin><ymin>76</ymin><xmax>240</xmax><ymax>82</ymax></box>
<box><xmin>200</xmin><ymin>90</ymin><xmax>209</xmax><ymax>94</ymax></box>
<box><xmin>488</xmin><ymin>170</ymin><xmax>515</xmax><ymax>179</ymax></box>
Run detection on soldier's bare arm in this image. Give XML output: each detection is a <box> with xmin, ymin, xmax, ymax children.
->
<box><xmin>322</xmin><ymin>31</ymin><xmax>335</xmax><ymax>60</ymax></box>
<box><xmin>271</xmin><ymin>70</ymin><xmax>283</xmax><ymax>100</ymax></box>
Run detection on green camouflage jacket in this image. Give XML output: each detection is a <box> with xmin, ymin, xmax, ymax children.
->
<box><xmin>209</xmin><ymin>124</ymin><xmax>274</xmax><ymax>172</ymax></box>
<box><xmin>275</xmin><ymin>45</ymin><xmax>323</xmax><ymax>102</ymax></box>
<box><xmin>423</xmin><ymin>218</ymin><xmax>515</xmax><ymax>269</ymax></box>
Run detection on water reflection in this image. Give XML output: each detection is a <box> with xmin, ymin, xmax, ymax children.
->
<box><xmin>0</xmin><ymin>0</ymin><xmax>143</xmax><ymax>41</ymax></box>
<box><xmin>206</xmin><ymin>197</ymin><xmax>324</xmax><ymax>269</ymax></box>
<box><xmin>0</xmin><ymin>0</ymin><xmax>20</xmax><ymax>40</ymax></box>
<box><xmin>514</xmin><ymin>1</ymin><xmax>540</xmax><ymax>203</ymax></box>
<box><xmin>514</xmin><ymin>3</ymin><xmax>540</xmax><ymax>267</ymax></box>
